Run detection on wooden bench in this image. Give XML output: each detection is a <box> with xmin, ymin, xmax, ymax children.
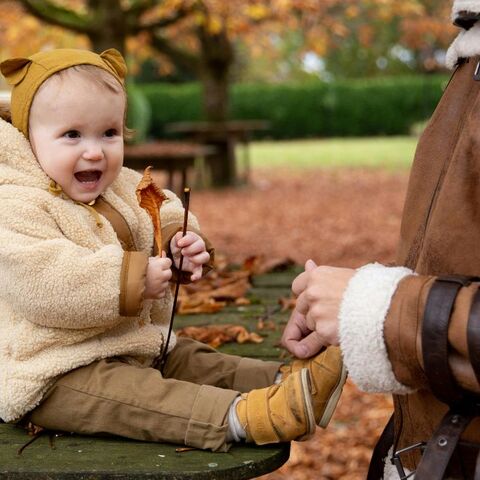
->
<box><xmin>165</xmin><ymin>121</ymin><xmax>270</xmax><ymax>186</ymax></box>
<box><xmin>0</xmin><ymin>269</ymin><xmax>299</xmax><ymax>479</ymax></box>
<box><xmin>124</xmin><ymin>141</ymin><xmax>215</xmax><ymax>194</ymax></box>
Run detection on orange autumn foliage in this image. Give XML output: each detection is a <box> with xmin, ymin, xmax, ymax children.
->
<box><xmin>177</xmin><ymin>324</ymin><xmax>264</xmax><ymax>348</ymax></box>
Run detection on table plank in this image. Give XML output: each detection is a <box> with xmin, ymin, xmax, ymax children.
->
<box><xmin>0</xmin><ymin>424</ymin><xmax>289</xmax><ymax>479</ymax></box>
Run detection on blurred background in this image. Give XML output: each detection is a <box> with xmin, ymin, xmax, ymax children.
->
<box><xmin>0</xmin><ymin>1</ymin><xmax>457</xmax><ymax>478</ymax></box>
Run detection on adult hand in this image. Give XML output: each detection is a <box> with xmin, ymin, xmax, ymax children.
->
<box><xmin>281</xmin><ymin>259</ymin><xmax>355</xmax><ymax>358</ymax></box>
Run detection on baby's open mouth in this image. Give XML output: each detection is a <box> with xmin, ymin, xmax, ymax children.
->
<box><xmin>74</xmin><ymin>170</ymin><xmax>102</xmax><ymax>183</ymax></box>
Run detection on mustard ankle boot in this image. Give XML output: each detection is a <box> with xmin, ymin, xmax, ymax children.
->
<box><xmin>280</xmin><ymin>346</ymin><xmax>347</xmax><ymax>428</ymax></box>
<box><xmin>235</xmin><ymin>368</ymin><xmax>315</xmax><ymax>445</ymax></box>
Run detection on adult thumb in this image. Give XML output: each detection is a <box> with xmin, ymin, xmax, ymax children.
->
<box><xmin>305</xmin><ymin>259</ymin><xmax>318</xmax><ymax>272</ymax></box>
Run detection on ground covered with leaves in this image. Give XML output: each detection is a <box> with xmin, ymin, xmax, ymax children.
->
<box><xmin>166</xmin><ymin>167</ymin><xmax>410</xmax><ymax>480</ymax></box>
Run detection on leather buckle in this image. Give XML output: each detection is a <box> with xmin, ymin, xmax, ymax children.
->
<box><xmin>474</xmin><ymin>61</ymin><xmax>480</xmax><ymax>81</ymax></box>
<box><xmin>391</xmin><ymin>442</ymin><xmax>426</xmax><ymax>479</ymax></box>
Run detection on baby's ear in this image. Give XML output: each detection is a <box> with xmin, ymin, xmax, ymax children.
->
<box><xmin>0</xmin><ymin>58</ymin><xmax>32</xmax><ymax>86</ymax></box>
<box><xmin>100</xmin><ymin>49</ymin><xmax>127</xmax><ymax>80</ymax></box>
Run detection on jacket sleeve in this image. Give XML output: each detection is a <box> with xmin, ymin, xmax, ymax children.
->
<box><xmin>119</xmin><ymin>251</ymin><xmax>149</xmax><ymax>317</ymax></box>
<box><xmin>0</xmin><ymin>199</ymin><xmax>127</xmax><ymax>329</ymax></box>
<box><xmin>339</xmin><ymin>263</ymin><xmax>480</xmax><ymax>396</ymax></box>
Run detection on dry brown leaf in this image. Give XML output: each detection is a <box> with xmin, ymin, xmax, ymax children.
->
<box><xmin>257</xmin><ymin>318</ymin><xmax>276</xmax><ymax>331</ymax></box>
<box><xmin>176</xmin><ymin>261</ymin><xmax>252</xmax><ymax>315</ymax></box>
<box><xmin>278</xmin><ymin>296</ymin><xmax>297</xmax><ymax>311</ymax></box>
<box><xmin>243</xmin><ymin>255</ymin><xmax>295</xmax><ymax>275</ymax></box>
<box><xmin>177</xmin><ymin>298</ymin><xmax>227</xmax><ymax>315</ymax></box>
<box><xmin>234</xmin><ymin>297</ymin><xmax>251</xmax><ymax>306</ymax></box>
<box><xmin>136</xmin><ymin>166</ymin><xmax>167</xmax><ymax>254</ymax></box>
<box><xmin>177</xmin><ymin>324</ymin><xmax>264</xmax><ymax>348</ymax></box>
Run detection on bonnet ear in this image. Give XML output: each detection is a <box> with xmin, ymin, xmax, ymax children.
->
<box><xmin>0</xmin><ymin>58</ymin><xmax>32</xmax><ymax>86</ymax></box>
<box><xmin>100</xmin><ymin>49</ymin><xmax>127</xmax><ymax>80</ymax></box>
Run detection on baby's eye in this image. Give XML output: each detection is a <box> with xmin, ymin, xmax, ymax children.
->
<box><xmin>64</xmin><ymin>130</ymin><xmax>80</xmax><ymax>139</ymax></box>
<box><xmin>104</xmin><ymin>129</ymin><xmax>118</xmax><ymax>138</ymax></box>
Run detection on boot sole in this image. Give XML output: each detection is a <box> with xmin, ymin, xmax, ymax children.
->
<box><xmin>317</xmin><ymin>362</ymin><xmax>348</xmax><ymax>428</ymax></box>
<box><xmin>297</xmin><ymin>368</ymin><xmax>316</xmax><ymax>441</ymax></box>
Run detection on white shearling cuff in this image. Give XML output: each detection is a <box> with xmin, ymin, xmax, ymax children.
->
<box><xmin>452</xmin><ymin>0</ymin><xmax>480</xmax><ymax>21</ymax></box>
<box><xmin>339</xmin><ymin>263</ymin><xmax>414</xmax><ymax>394</ymax></box>
<box><xmin>446</xmin><ymin>22</ymin><xmax>480</xmax><ymax>68</ymax></box>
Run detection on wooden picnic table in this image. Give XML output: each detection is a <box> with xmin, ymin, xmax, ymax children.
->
<box><xmin>165</xmin><ymin>121</ymin><xmax>270</xmax><ymax>187</ymax></box>
<box><xmin>124</xmin><ymin>141</ymin><xmax>215</xmax><ymax>194</ymax></box>
<box><xmin>0</xmin><ymin>269</ymin><xmax>299</xmax><ymax>479</ymax></box>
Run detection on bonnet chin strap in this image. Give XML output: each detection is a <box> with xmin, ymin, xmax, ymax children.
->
<box><xmin>48</xmin><ymin>179</ymin><xmax>104</xmax><ymax>228</ymax></box>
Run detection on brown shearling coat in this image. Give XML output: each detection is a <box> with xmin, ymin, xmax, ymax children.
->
<box><xmin>383</xmin><ymin>56</ymin><xmax>480</xmax><ymax>473</ymax></box>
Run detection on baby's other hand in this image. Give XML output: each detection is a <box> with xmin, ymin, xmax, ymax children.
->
<box><xmin>170</xmin><ymin>231</ymin><xmax>210</xmax><ymax>281</ymax></box>
<box><xmin>144</xmin><ymin>254</ymin><xmax>172</xmax><ymax>299</ymax></box>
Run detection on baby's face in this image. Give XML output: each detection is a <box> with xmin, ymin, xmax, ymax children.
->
<box><xmin>29</xmin><ymin>73</ymin><xmax>125</xmax><ymax>203</ymax></box>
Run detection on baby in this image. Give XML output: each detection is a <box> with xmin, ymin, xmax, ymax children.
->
<box><xmin>0</xmin><ymin>48</ymin><xmax>346</xmax><ymax>451</ymax></box>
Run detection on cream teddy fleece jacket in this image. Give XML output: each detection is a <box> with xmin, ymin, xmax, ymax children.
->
<box><xmin>0</xmin><ymin>118</ymin><xmax>198</xmax><ymax>421</ymax></box>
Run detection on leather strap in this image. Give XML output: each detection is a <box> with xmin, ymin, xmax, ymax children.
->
<box><xmin>422</xmin><ymin>276</ymin><xmax>472</xmax><ymax>405</ymax></box>
<box><xmin>468</xmin><ymin>288</ymin><xmax>480</xmax><ymax>386</ymax></box>
<box><xmin>366</xmin><ymin>414</ymin><xmax>394</xmax><ymax>480</ymax></box>
<box><xmin>475</xmin><ymin>448</ymin><xmax>480</xmax><ymax>480</ymax></box>
<box><xmin>415</xmin><ymin>409</ymin><xmax>475</xmax><ymax>479</ymax></box>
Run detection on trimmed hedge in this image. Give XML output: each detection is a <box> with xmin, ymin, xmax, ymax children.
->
<box><xmin>139</xmin><ymin>75</ymin><xmax>449</xmax><ymax>139</ymax></box>
<box><xmin>126</xmin><ymin>82</ymin><xmax>152</xmax><ymax>144</ymax></box>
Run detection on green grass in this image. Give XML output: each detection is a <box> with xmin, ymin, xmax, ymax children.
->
<box><xmin>247</xmin><ymin>136</ymin><xmax>418</xmax><ymax>171</ymax></box>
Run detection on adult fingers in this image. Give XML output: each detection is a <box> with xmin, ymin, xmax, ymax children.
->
<box><xmin>305</xmin><ymin>259</ymin><xmax>317</xmax><ymax>271</ymax></box>
<box><xmin>293</xmin><ymin>331</ymin><xmax>326</xmax><ymax>358</ymax></box>
<box><xmin>292</xmin><ymin>271</ymin><xmax>308</xmax><ymax>297</ymax></box>
<box><xmin>294</xmin><ymin>290</ymin><xmax>311</xmax><ymax>316</ymax></box>
<box><xmin>291</xmin><ymin>259</ymin><xmax>318</xmax><ymax>297</ymax></box>
<box><xmin>281</xmin><ymin>310</ymin><xmax>310</xmax><ymax>352</ymax></box>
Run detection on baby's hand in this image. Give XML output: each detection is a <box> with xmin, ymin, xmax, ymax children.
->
<box><xmin>170</xmin><ymin>231</ymin><xmax>210</xmax><ymax>281</ymax></box>
<box><xmin>144</xmin><ymin>255</ymin><xmax>172</xmax><ymax>299</ymax></box>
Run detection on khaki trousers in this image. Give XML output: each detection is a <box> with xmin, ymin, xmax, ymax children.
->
<box><xmin>28</xmin><ymin>338</ymin><xmax>280</xmax><ymax>451</ymax></box>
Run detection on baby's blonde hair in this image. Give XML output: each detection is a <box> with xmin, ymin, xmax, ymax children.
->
<box><xmin>51</xmin><ymin>64</ymin><xmax>125</xmax><ymax>95</ymax></box>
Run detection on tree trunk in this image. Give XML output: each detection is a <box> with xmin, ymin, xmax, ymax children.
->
<box><xmin>198</xmin><ymin>68</ymin><xmax>237</xmax><ymax>187</ymax></box>
<box><xmin>197</xmin><ymin>27</ymin><xmax>237</xmax><ymax>187</ymax></box>
<box><xmin>201</xmin><ymin>68</ymin><xmax>229</xmax><ymax>123</ymax></box>
<box><xmin>87</xmin><ymin>0</ymin><xmax>126</xmax><ymax>55</ymax></box>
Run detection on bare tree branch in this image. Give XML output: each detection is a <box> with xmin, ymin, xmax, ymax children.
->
<box><xmin>133</xmin><ymin>9</ymin><xmax>189</xmax><ymax>33</ymax></box>
<box><xmin>150</xmin><ymin>33</ymin><xmax>201</xmax><ymax>74</ymax></box>
<box><xmin>19</xmin><ymin>0</ymin><xmax>94</xmax><ymax>34</ymax></box>
<box><xmin>127</xmin><ymin>0</ymin><xmax>156</xmax><ymax>16</ymax></box>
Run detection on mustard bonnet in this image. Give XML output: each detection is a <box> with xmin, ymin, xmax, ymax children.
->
<box><xmin>0</xmin><ymin>48</ymin><xmax>127</xmax><ymax>139</ymax></box>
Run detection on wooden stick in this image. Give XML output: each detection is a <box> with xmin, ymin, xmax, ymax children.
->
<box><xmin>158</xmin><ymin>188</ymin><xmax>190</xmax><ymax>372</ymax></box>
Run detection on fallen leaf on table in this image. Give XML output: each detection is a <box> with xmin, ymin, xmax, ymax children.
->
<box><xmin>177</xmin><ymin>298</ymin><xmax>227</xmax><ymax>315</ymax></box>
<box><xmin>257</xmin><ymin>317</ymin><xmax>276</xmax><ymax>331</ymax></box>
<box><xmin>243</xmin><ymin>255</ymin><xmax>296</xmax><ymax>275</ymax></box>
<box><xmin>177</xmin><ymin>264</ymin><xmax>251</xmax><ymax>314</ymax></box>
<box><xmin>278</xmin><ymin>296</ymin><xmax>297</xmax><ymax>311</ymax></box>
<box><xmin>136</xmin><ymin>166</ymin><xmax>167</xmax><ymax>254</ymax></box>
<box><xmin>234</xmin><ymin>297</ymin><xmax>251</xmax><ymax>306</ymax></box>
<box><xmin>177</xmin><ymin>324</ymin><xmax>264</xmax><ymax>348</ymax></box>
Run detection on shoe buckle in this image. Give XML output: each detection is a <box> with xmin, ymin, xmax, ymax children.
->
<box><xmin>390</xmin><ymin>442</ymin><xmax>426</xmax><ymax>479</ymax></box>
